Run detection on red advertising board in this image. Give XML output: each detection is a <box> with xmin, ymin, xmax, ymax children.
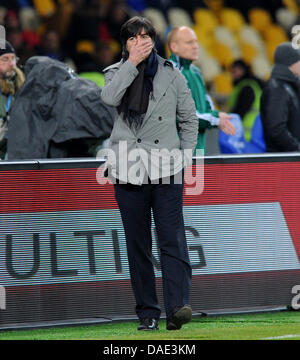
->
<box><xmin>0</xmin><ymin>155</ymin><xmax>300</xmax><ymax>329</ymax></box>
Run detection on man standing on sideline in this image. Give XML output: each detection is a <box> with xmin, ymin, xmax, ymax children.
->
<box><xmin>101</xmin><ymin>17</ymin><xmax>198</xmax><ymax>331</ymax></box>
<box><xmin>168</xmin><ymin>26</ymin><xmax>236</xmax><ymax>152</ymax></box>
<box><xmin>260</xmin><ymin>42</ymin><xmax>300</xmax><ymax>152</ymax></box>
<box><xmin>0</xmin><ymin>41</ymin><xmax>25</xmax><ymax>159</ymax></box>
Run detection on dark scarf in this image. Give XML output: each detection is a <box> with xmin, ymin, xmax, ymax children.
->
<box><xmin>118</xmin><ymin>50</ymin><xmax>158</xmax><ymax>129</ymax></box>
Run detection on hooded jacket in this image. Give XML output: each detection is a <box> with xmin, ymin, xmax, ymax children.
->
<box><xmin>260</xmin><ymin>64</ymin><xmax>300</xmax><ymax>152</ymax></box>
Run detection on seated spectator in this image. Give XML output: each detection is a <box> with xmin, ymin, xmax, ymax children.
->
<box><xmin>76</xmin><ymin>52</ymin><xmax>105</xmax><ymax>88</ymax></box>
<box><xmin>4</xmin><ymin>9</ymin><xmax>38</xmax><ymax>66</ymax></box>
<box><xmin>94</xmin><ymin>40</ymin><xmax>116</xmax><ymax>72</ymax></box>
<box><xmin>62</xmin><ymin>1</ymin><xmax>106</xmax><ymax>60</ymax></box>
<box><xmin>75</xmin><ymin>40</ymin><xmax>116</xmax><ymax>86</ymax></box>
<box><xmin>0</xmin><ymin>41</ymin><xmax>25</xmax><ymax>159</ymax></box>
<box><xmin>228</xmin><ymin>59</ymin><xmax>264</xmax><ymax>142</ymax></box>
<box><xmin>105</xmin><ymin>0</ymin><xmax>131</xmax><ymax>58</ymax></box>
<box><xmin>6</xmin><ymin>26</ymin><xmax>37</xmax><ymax>67</ymax></box>
<box><xmin>3</xmin><ymin>9</ymin><xmax>20</xmax><ymax>28</ymax></box>
<box><xmin>36</xmin><ymin>29</ymin><xmax>66</xmax><ymax>62</ymax></box>
<box><xmin>260</xmin><ymin>42</ymin><xmax>300</xmax><ymax>152</ymax></box>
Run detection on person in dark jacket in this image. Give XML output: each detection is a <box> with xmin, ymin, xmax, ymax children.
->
<box><xmin>260</xmin><ymin>42</ymin><xmax>300</xmax><ymax>152</ymax></box>
<box><xmin>229</xmin><ymin>59</ymin><xmax>264</xmax><ymax>142</ymax></box>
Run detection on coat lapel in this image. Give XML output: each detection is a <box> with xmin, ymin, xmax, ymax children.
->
<box><xmin>141</xmin><ymin>56</ymin><xmax>176</xmax><ymax>128</ymax></box>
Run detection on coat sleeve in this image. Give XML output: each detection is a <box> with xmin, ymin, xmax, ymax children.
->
<box><xmin>197</xmin><ymin>92</ymin><xmax>220</xmax><ymax>129</ymax></box>
<box><xmin>192</xmin><ymin>67</ymin><xmax>220</xmax><ymax>129</ymax></box>
<box><xmin>100</xmin><ymin>61</ymin><xmax>139</xmax><ymax>107</ymax></box>
<box><xmin>175</xmin><ymin>71</ymin><xmax>199</xmax><ymax>155</ymax></box>
<box><xmin>261</xmin><ymin>85</ymin><xmax>300</xmax><ymax>151</ymax></box>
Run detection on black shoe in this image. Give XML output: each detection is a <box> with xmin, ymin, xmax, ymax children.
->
<box><xmin>138</xmin><ymin>318</ymin><xmax>159</xmax><ymax>331</ymax></box>
<box><xmin>166</xmin><ymin>305</ymin><xmax>192</xmax><ymax>331</ymax></box>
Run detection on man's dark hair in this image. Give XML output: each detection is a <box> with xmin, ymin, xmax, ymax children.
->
<box><xmin>120</xmin><ymin>16</ymin><xmax>156</xmax><ymax>57</ymax></box>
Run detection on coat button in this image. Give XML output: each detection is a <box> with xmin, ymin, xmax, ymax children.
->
<box><xmin>154</xmin><ymin>139</ymin><xmax>159</xmax><ymax>144</ymax></box>
<box><xmin>137</xmin><ymin>138</ymin><xmax>141</xmax><ymax>143</ymax></box>
<box><xmin>158</xmin><ymin>116</ymin><xmax>162</xmax><ymax>121</ymax></box>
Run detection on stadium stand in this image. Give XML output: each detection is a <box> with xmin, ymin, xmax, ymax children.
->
<box><xmin>219</xmin><ymin>7</ymin><xmax>245</xmax><ymax>33</ymax></box>
<box><xmin>0</xmin><ymin>0</ymin><xmax>297</xmax><ymax>153</ymax></box>
<box><xmin>0</xmin><ymin>1</ymin><xmax>295</xmax><ymax>83</ymax></box>
<box><xmin>276</xmin><ymin>6</ymin><xmax>298</xmax><ymax>31</ymax></box>
<box><xmin>143</xmin><ymin>7</ymin><xmax>168</xmax><ymax>39</ymax></box>
<box><xmin>167</xmin><ymin>7</ymin><xmax>193</xmax><ymax>27</ymax></box>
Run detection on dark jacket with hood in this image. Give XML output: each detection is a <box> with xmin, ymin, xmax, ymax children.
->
<box><xmin>7</xmin><ymin>56</ymin><xmax>116</xmax><ymax>160</ymax></box>
<box><xmin>260</xmin><ymin>64</ymin><xmax>300</xmax><ymax>152</ymax></box>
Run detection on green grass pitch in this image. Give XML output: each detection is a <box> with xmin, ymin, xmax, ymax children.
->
<box><xmin>0</xmin><ymin>311</ymin><xmax>300</xmax><ymax>340</ymax></box>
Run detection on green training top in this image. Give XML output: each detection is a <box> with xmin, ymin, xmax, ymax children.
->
<box><xmin>169</xmin><ymin>53</ymin><xmax>220</xmax><ymax>152</ymax></box>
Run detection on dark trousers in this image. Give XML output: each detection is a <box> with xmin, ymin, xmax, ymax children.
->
<box><xmin>114</xmin><ymin>174</ymin><xmax>192</xmax><ymax>319</ymax></box>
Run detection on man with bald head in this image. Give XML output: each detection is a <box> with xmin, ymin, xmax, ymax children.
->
<box><xmin>168</xmin><ymin>26</ymin><xmax>235</xmax><ymax>152</ymax></box>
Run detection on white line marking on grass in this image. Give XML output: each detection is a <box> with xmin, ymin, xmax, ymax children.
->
<box><xmin>262</xmin><ymin>334</ymin><xmax>300</xmax><ymax>340</ymax></box>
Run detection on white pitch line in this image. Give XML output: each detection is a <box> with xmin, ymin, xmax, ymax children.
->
<box><xmin>262</xmin><ymin>334</ymin><xmax>300</xmax><ymax>340</ymax></box>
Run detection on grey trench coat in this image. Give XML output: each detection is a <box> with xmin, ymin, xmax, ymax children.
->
<box><xmin>100</xmin><ymin>55</ymin><xmax>198</xmax><ymax>184</ymax></box>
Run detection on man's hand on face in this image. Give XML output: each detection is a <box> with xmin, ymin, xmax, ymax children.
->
<box><xmin>218</xmin><ymin>112</ymin><xmax>236</xmax><ymax>136</ymax></box>
<box><xmin>128</xmin><ymin>37</ymin><xmax>154</xmax><ymax>67</ymax></box>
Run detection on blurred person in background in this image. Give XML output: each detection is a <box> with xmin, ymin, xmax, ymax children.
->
<box><xmin>168</xmin><ymin>26</ymin><xmax>236</xmax><ymax>153</ymax></box>
<box><xmin>61</xmin><ymin>0</ymin><xmax>100</xmax><ymax>60</ymax></box>
<box><xmin>260</xmin><ymin>42</ymin><xmax>300</xmax><ymax>152</ymax></box>
<box><xmin>105</xmin><ymin>0</ymin><xmax>131</xmax><ymax>42</ymax></box>
<box><xmin>75</xmin><ymin>40</ymin><xmax>116</xmax><ymax>85</ymax></box>
<box><xmin>228</xmin><ymin>59</ymin><xmax>264</xmax><ymax>142</ymax></box>
<box><xmin>4</xmin><ymin>10</ymin><xmax>38</xmax><ymax>66</ymax></box>
<box><xmin>0</xmin><ymin>41</ymin><xmax>25</xmax><ymax>159</ymax></box>
<box><xmin>3</xmin><ymin>9</ymin><xmax>20</xmax><ymax>28</ymax></box>
<box><xmin>104</xmin><ymin>0</ymin><xmax>131</xmax><ymax>59</ymax></box>
<box><xmin>6</xmin><ymin>26</ymin><xmax>37</xmax><ymax>67</ymax></box>
<box><xmin>36</xmin><ymin>29</ymin><xmax>66</xmax><ymax>62</ymax></box>
<box><xmin>62</xmin><ymin>0</ymin><xmax>121</xmax><ymax>62</ymax></box>
<box><xmin>94</xmin><ymin>40</ymin><xmax>116</xmax><ymax>72</ymax></box>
